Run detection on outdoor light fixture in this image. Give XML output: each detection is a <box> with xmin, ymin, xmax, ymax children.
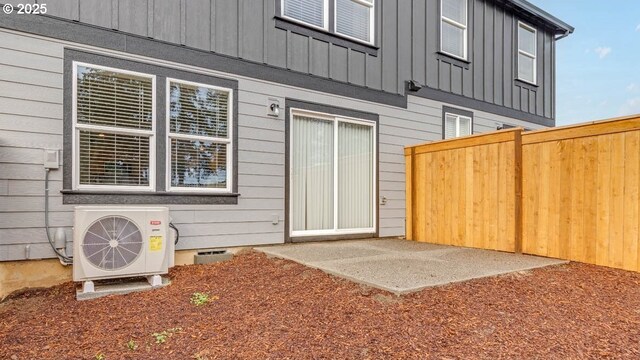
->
<box><xmin>408</xmin><ymin>80</ymin><xmax>422</xmax><ymax>92</ymax></box>
<box><xmin>270</xmin><ymin>103</ymin><xmax>279</xmax><ymax>116</ymax></box>
<box><xmin>267</xmin><ymin>98</ymin><xmax>280</xmax><ymax>117</ymax></box>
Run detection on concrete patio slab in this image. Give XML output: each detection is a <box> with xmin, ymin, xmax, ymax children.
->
<box><xmin>255</xmin><ymin>238</ymin><xmax>567</xmax><ymax>294</ymax></box>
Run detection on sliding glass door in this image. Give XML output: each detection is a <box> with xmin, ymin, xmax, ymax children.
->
<box><xmin>290</xmin><ymin>109</ymin><xmax>376</xmax><ymax>237</ymax></box>
<box><xmin>290</xmin><ymin>114</ymin><xmax>335</xmax><ymax>232</ymax></box>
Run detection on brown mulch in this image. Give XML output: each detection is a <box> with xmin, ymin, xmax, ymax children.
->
<box><xmin>1</xmin><ymin>251</ymin><xmax>639</xmax><ymax>359</ymax></box>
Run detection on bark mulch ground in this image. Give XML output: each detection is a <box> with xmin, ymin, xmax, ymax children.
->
<box><xmin>1</xmin><ymin>251</ymin><xmax>639</xmax><ymax>359</ymax></box>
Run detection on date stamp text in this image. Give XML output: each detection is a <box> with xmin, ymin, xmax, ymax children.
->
<box><xmin>3</xmin><ymin>3</ymin><xmax>48</xmax><ymax>15</ymax></box>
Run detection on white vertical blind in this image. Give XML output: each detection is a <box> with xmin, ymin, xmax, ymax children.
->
<box><xmin>335</xmin><ymin>0</ymin><xmax>372</xmax><ymax>42</ymax></box>
<box><xmin>283</xmin><ymin>0</ymin><xmax>326</xmax><ymax>28</ymax></box>
<box><xmin>338</xmin><ymin>121</ymin><xmax>373</xmax><ymax>229</ymax></box>
<box><xmin>291</xmin><ymin>115</ymin><xmax>334</xmax><ymax>231</ymax></box>
<box><xmin>291</xmin><ymin>111</ymin><xmax>375</xmax><ymax>236</ymax></box>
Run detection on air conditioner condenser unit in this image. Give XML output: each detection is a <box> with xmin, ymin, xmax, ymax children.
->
<box><xmin>73</xmin><ymin>206</ymin><xmax>174</xmax><ymax>293</ymax></box>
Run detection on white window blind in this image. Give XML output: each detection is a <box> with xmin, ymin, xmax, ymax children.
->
<box><xmin>74</xmin><ymin>64</ymin><xmax>154</xmax><ymax>188</ymax></box>
<box><xmin>518</xmin><ymin>22</ymin><xmax>537</xmax><ymax>84</ymax></box>
<box><xmin>335</xmin><ymin>0</ymin><xmax>374</xmax><ymax>43</ymax></box>
<box><xmin>168</xmin><ymin>80</ymin><xmax>232</xmax><ymax>191</ymax></box>
<box><xmin>444</xmin><ymin>113</ymin><xmax>472</xmax><ymax>139</ymax></box>
<box><xmin>283</xmin><ymin>0</ymin><xmax>327</xmax><ymax>29</ymax></box>
<box><xmin>441</xmin><ymin>0</ymin><xmax>467</xmax><ymax>59</ymax></box>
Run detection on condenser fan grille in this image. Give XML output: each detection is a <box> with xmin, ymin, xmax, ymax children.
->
<box><xmin>82</xmin><ymin>215</ymin><xmax>143</xmax><ymax>271</ymax></box>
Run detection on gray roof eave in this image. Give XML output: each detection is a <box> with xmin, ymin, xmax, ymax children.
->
<box><xmin>508</xmin><ymin>0</ymin><xmax>574</xmax><ymax>37</ymax></box>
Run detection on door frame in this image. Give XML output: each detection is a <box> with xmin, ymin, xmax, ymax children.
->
<box><xmin>284</xmin><ymin>98</ymin><xmax>379</xmax><ymax>243</ymax></box>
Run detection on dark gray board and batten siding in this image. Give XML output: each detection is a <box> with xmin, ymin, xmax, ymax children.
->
<box><xmin>42</xmin><ymin>0</ymin><xmax>557</xmax><ymax>123</ymax></box>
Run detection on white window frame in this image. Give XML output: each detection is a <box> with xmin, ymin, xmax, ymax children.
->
<box><xmin>165</xmin><ymin>78</ymin><xmax>234</xmax><ymax>194</ymax></box>
<box><xmin>444</xmin><ymin>112</ymin><xmax>472</xmax><ymax>138</ymax></box>
<box><xmin>517</xmin><ymin>21</ymin><xmax>537</xmax><ymax>85</ymax></box>
<box><xmin>440</xmin><ymin>0</ymin><xmax>468</xmax><ymax>61</ymax></box>
<box><xmin>333</xmin><ymin>0</ymin><xmax>376</xmax><ymax>45</ymax></box>
<box><xmin>289</xmin><ymin>108</ymin><xmax>377</xmax><ymax>238</ymax></box>
<box><xmin>281</xmin><ymin>0</ymin><xmax>330</xmax><ymax>32</ymax></box>
<box><xmin>72</xmin><ymin>61</ymin><xmax>156</xmax><ymax>192</ymax></box>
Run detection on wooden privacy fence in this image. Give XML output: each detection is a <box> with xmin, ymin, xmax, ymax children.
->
<box><xmin>405</xmin><ymin>115</ymin><xmax>640</xmax><ymax>272</ymax></box>
<box><xmin>405</xmin><ymin>128</ymin><xmax>522</xmax><ymax>253</ymax></box>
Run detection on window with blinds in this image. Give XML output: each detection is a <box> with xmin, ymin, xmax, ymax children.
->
<box><xmin>283</xmin><ymin>0</ymin><xmax>327</xmax><ymax>29</ymax></box>
<box><xmin>518</xmin><ymin>22</ymin><xmax>537</xmax><ymax>84</ymax></box>
<box><xmin>168</xmin><ymin>80</ymin><xmax>232</xmax><ymax>192</ymax></box>
<box><xmin>335</xmin><ymin>0</ymin><xmax>374</xmax><ymax>43</ymax></box>
<box><xmin>440</xmin><ymin>0</ymin><xmax>467</xmax><ymax>60</ymax></box>
<box><xmin>444</xmin><ymin>113</ymin><xmax>472</xmax><ymax>139</ymax></box>
<box><xmin>74</xmin><ymin>63</ymin><xmax>155</xmax><ymax>189</ymax></box>
<box><xmin>281</xmin><ymin>0</ymin><xmax>375</xmax><ymax>44</ymax></box>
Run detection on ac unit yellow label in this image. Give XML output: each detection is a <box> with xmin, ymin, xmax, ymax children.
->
<box><xmin>149</xmin><ymin>236</ymin><xmax>163</xmax><ymax>251</ymax></box>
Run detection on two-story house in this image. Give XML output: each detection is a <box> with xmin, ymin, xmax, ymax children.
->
<box><xmin>0</xmin><ymin>0</ymin><xmax>572</xmax><ymax>282</ymax></box>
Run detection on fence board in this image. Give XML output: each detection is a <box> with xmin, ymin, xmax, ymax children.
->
<box><xmin>582</xmin><ymin>137</ymin><xmax>599</xmax><ymax>264</ymax></box>
<box><xmin>521</xmin><ymin>117</ymin><xmax>640</xmax><ymax>272</ymax></box>
<box><xmin>595</xmin><ymin>135</ymin><xmax>612</xmax><ymax>267</ymax></box>
<box><xmin>405</xmin><ymin>129</ymin><xmax>520</xmax><ymax>252</ymax></box>
<box><xmin>464</xmin><ymin>147</ymin><xmax>474</xmax><ymax>248</ymax></box>
<box><xmin>623</xmin><ymin>131</ymin><xmax>639</xmax><ymax>270</ymax></box>
<box><xmin>569</xmin><ymin>138</ymin><xmax>585</xmax><ymax>262</ymax></box>
<box><xmin>406</xmin><ymin>115</ymin><xmax>640</xmax><ymax>272</ymax></box>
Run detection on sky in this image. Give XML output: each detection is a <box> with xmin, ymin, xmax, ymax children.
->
<box><xmin>530</xmin><ymin>0</ymin><xmax>640</xmax><ymax>125</ymax></box>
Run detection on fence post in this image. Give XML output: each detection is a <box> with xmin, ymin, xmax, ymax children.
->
<box><xmin>405</xmin><ymin>147</ymin><xmax>415</xmax><ymax>240</ymax></box>
<box><xmin>514</xmin><ymin>129</ymin><xmax>523</xmax><ymax>253</ymax></box>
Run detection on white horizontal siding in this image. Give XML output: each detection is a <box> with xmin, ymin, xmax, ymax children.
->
<box><xmin>0</xmin><ymin>81</ymin><xmax>62</xmax><ymax>104</ymax></box>
<box><xmin>0</xmin><ymin>98</ymin><xmax>62</xmax><ymax>119</ymax></box>
<box><xmin>0</xmin><ymin>164</ymin><xmax>62</xmax><ymax>181</ymax></box>
<box><xmin>0</xmin><ymin>30</ymin><xmax>64</xmax><ymax>57</ymax></box>
<box><xmin>0</xmin><ymin>130</ymin><xmax>63</xmax><ymax>149</ymax></box>
<box><xmin>0</xmin><ymin>114</ymin><xmax>63</xmax><ymax>135</ymax></box>
<box><xmin>0</xmin><ymin>63</ymin><xmax>62</xmax><ymax>88</ymax></box>
<box><xmin>0</xmin><ymin>47</ymin><xmax>63</xmax><ymax>73</ymax></box>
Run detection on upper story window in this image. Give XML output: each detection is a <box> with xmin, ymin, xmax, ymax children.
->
<box><xmin>517</xmin><ymin>22</ymin><xmax>537</xmax><ymax>84</ymax></box>
<box><xmin>73</xmin><ymin>63</ymin><xmax>156</xmax><ymax>191</ymax></box>
<box><xmin>335</xmin><ymin>0</ymin><xmax>374</xmax><ymax>43</ymax></box>
<box><xmin>283</xmin><ymin>0</ymin><xmax>328</xmax><ymax>30</ymax></box>
<box><xmin>281</xmin><ymin>0</ymin><xmax>375</xmax><ymax>44</ymax></box>
<box><xmin>444</xmin><ymin>111</ymin><xmax>472</xmax><ymax>139</ymax></box>
<box><xmin>167</xmin><ymin>79</ymin><xmax>233</xmax><ymax>193</ymax></box>
<box><xmin>440</xmin><ymin>0</ymin><xmax>468</xmax><ymax>60</ymax></box>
